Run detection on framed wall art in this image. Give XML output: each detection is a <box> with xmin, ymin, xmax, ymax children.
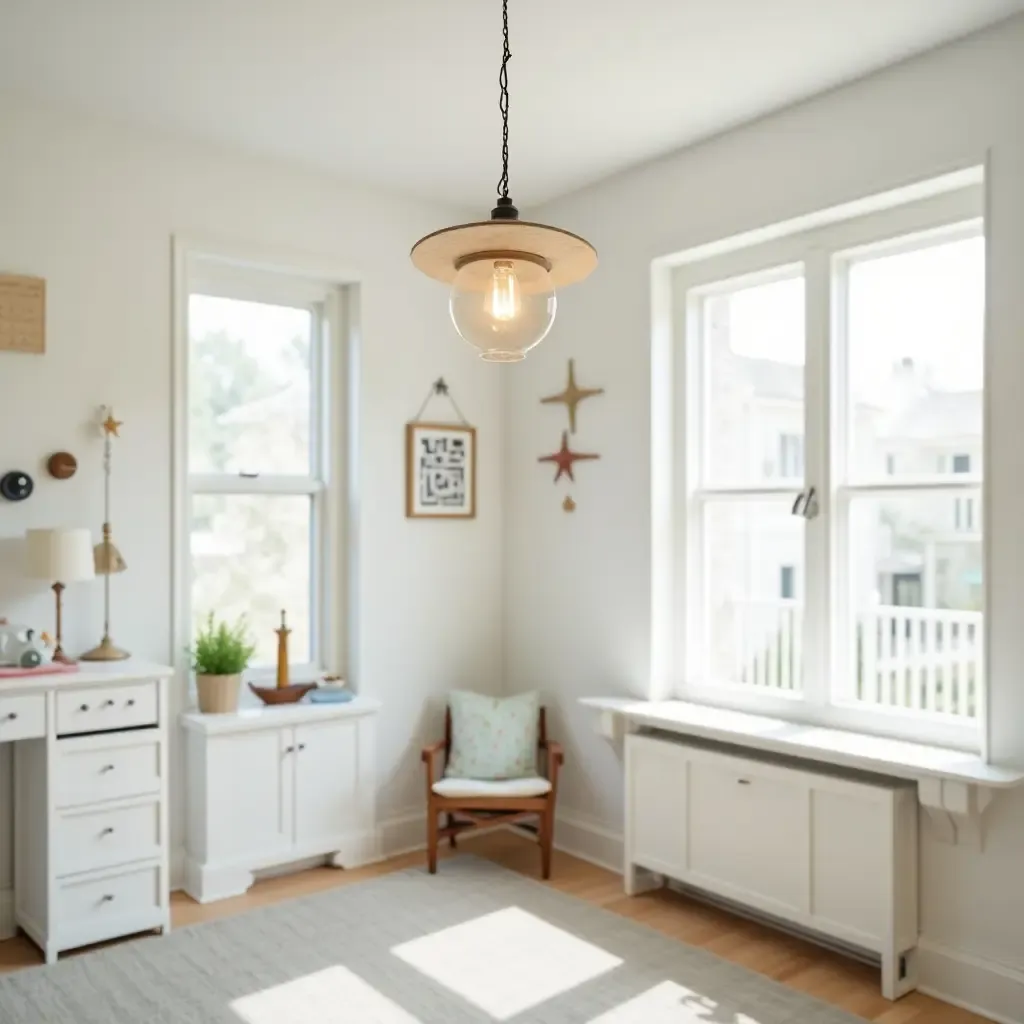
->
<box><xmin>405</xmin><ymin>422</ymin><xmax>477</xmax><ymax>519</ymax></box>
<box><xmin>0</xmin><ymin>274</ymin><xmax>46</xmax><ymax>355</ymax></box>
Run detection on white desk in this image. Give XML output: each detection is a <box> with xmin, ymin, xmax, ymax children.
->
<box><xmin>0</xmin><ymin>660</ymin><xmax>173</xmax><ymax>963</ymax></box>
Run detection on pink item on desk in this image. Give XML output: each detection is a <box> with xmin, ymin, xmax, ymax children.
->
<box><xmin>0</xmin><ymin>662</ymin><xmax>79</xmax><ymax>679</ymax></box>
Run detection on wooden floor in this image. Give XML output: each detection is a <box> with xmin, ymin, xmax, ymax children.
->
<box><xmin>0</xmin><ymin>830</ymin><xmax>991</xmax><ymax>1023</ymax></box>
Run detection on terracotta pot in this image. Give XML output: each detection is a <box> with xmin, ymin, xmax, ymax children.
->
<box><xmin>196</xmin><ymin>673</ymin><xmax>241</xmax><ymax>714</ymax></box>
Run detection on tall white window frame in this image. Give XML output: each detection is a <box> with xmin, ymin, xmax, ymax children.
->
<box><xmin>174</xmin><ymin>248</ymin><xmax>348</xmax><ymax>685</ymax></box>
<box><xmin>672</xmin><ymin>185</ymin><xmax>985</xmax><ymax>750</ymax></box>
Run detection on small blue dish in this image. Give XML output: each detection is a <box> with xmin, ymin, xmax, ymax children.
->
<box><xmin>308</xmin><ymin>688</ymin><xmax>355</xmax><ymax>704</ymax></box>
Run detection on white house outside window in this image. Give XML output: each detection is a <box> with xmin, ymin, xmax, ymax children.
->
<box><xmin>674</xmin><ymin>185</ymin><xmax>985</xmax><ymax>748</ymax></box>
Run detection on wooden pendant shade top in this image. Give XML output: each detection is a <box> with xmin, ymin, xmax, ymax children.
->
<box><xmin>411</xmin><ymin>219</ymin><xmax>597</xmax><ymax>288</ymax></box>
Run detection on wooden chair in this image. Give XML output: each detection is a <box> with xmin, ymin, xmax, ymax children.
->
<box><xmin>422</xmin><ymin>706</ymin><xmax>564</xmax><ymax>878</ymax></box>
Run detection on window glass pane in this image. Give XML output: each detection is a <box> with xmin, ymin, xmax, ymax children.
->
<box><xmin>704</xmin><ymin>501</ymin><xmax>804</xmax><ymax>692</ymax></box>
<box><xmin>847</xmin><ymin>236</ymin><xmax>983</xmax><ymax>482</ymax></box>
<box><xmin>191</xmin><ymin>494</ymin><xmax>312</xmax><ymax>666</ymax></box>
<box><xmin>189</xmin><ymin>295</ymin><xmax>313</xmax><ymax>475</ymax></box>
<box><xmin>848</xmin><ymin>494</ymin><xmax>982</xmax><ymax>719</ymax></box>
<box><xmin>703</xmin><ymin>275</ymin><xmax>805</xmax><ymax>487</ymax></box>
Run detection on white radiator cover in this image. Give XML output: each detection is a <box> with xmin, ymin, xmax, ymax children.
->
<box><xmin>625</xmin><ymin>732</ymin><xmax>918</xmax><ymax>999</ymax></box>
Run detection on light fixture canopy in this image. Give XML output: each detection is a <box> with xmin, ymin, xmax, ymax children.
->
<box><xmin>410</xmin><ymin>0</ymin><xmax>596</xmax><ymax>362</ymax></box>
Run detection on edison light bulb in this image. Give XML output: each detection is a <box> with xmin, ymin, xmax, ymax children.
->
<box><xmin>449</xmin><ymin>255</ymin><xmax>556</xmax><ymax>362</ymax></box>
<box><xmin>487</xmin><ymin>261</ymin><xmax>521</xmax><ymax>321</ymax></box>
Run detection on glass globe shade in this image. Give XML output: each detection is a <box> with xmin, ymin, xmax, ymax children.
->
<box><xmin>449</xmin><ymin>255</ymin><xmax>557</xmax><ymax>362</ymax></box>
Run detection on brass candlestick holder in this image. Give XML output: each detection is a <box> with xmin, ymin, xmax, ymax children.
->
<box><xmin>249</xmin><ymin>609</ymin><xmax>316</xmax><ymax>705</ymax></box>
<box><xmin>275</xmin><ymin>609</ymin><xmax>290</xmax><ymax>688</ymax></box>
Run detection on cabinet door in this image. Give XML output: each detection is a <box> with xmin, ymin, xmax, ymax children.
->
<box><xmin>688</xmin><ymin>756</ymin><xmax>809</xmax><ymax>916</ymax></box>
<box><xmin>293</xmin><ymin>720</ymin><xmax>358</xmax><ymax>850</ymax></box>
<box><xmin>626</xmin><ymin>735</ymin><xmax>688</xmax><ymax>876</ymax></box>
<box><xmin>206</xmin><ymin>730</ymin><xmax>293</xmax><ymax>863</ymax></box>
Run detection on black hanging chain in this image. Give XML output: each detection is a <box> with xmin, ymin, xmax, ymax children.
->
<box><xmin>412</xmin><ymin>378</ymin><xmax>469</xmax><ymax>426</ymax></box>
<box><xmin>497</xmin><ymin>0</ymin><xmax>511</xmax><ymax>200</ymax></box>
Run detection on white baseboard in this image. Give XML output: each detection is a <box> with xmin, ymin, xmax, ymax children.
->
<box><xmin>0</xmin><ymin>887</ymin><xmax>13</xmax><ymax>941</ymax></box>
<box><xmin>919</xmin><ymin>940</ymin><xmax>1024</xmax><ymax>1024</ymax></box>
<box><xmin>552</xmin><ymin>810</ymin><xmax>624</xmax><ymax>874</ymax></box>
<box><xmin>377</xmin><ymin>810</ymin><xmax>428</xmax><ymax>860</ymax></box>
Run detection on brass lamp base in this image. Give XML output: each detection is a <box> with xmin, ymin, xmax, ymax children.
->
<box><xmin>79</xmin><ymin>635</ymin><xmax>130</xmax><ymax>662</ymax></box>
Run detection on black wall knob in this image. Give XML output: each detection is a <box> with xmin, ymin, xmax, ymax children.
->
<box><xmin>0</xmin><ymin>471</ymin><xmax>34</xmax><ymax>502</ymax></box>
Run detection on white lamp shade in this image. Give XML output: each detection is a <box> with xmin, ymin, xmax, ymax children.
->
<box><xmin>25</xmin><ymin>528</ymin><xmax>96</xmax><ymax>583</ymax></box>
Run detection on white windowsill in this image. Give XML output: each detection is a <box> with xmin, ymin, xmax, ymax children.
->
<box><xmin>579</xmin><ymin>696</ymin><xmax>1024</xmax><ymax>788</ymax></box>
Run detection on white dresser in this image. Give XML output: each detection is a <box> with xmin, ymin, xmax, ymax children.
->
<box><xmin>181</xmin><ymin>698</ymin><xmax>379</xmax><ymax>903</ymax></box>
<box><xmin>626</xmin><ymin>732</ymin><xmax>919</xmax><ymax>999</ymax></box>
<box><xmin>1</xmin><ymin>661</ymin><xmax>173</xmax><ymax>964</ymax></box>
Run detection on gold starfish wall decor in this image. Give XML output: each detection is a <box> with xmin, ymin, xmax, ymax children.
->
<box><xmin>540</xmin><ymin>358</ymin><xmax>604</xmax><ymax>433</ymax></box>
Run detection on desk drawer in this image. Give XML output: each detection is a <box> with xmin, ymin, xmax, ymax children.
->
<box><xmin>56</xmin><ymin>801</ymin><xmax>161</xmax><ymax>876</ymax></box>
<box><xmin>0</xmin><ymin>692</ymin><xmax>45</xmax><ymax>741</ymax></box>
<box><xmin>56</xmin><ymin>681</ymin><xmax>157</xmax><ymax>736</ymax></box>
<box><xmin>56</xmin><ymin>865</ymin><xmax>163</xmax><ymax>947</ymax></box>
<box><xmin>55</xmin><ymin>732</ymin><xmax>161</xmax><ymax>808</ymax></box>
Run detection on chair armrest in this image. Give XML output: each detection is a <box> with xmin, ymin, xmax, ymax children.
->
<box><xmin>544</xmin><ymin>741</ymin><xmax>564</xmax><ymax>795</ymax></box>
<box><xmin>422</xmin><ymin>740</ymin><xmax>446</xmax><ymax>802</ymax></box>
<box><xmin>422</xmin><ymin>740</ymin><xmax>446</xmax><ymax>764</ymax></box>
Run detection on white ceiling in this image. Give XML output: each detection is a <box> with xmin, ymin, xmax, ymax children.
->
<box><xmin>1</xmin><ymin>0</ymin><xmax>1022</xmax><ymax>210</ymax></box>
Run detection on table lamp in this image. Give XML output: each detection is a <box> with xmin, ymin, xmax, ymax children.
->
<box><xmin>26</xmin><ymin>528</ymin><xmax>95</xmax><ymax>664</ymax></box>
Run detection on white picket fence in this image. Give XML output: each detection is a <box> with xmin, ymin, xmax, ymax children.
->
<box><xmin>725</xmin><ymin>600</ymin><xmax>982</xmax><ymax>719</ymax></box>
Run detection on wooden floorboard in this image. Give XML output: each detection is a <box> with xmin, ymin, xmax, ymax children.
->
<box><xmin>0</xmin><ymin>830</ymin><xmax>993</xmax><ymax>1023</ymax></box>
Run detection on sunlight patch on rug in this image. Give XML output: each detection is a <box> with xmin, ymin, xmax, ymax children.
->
<box><xmin>587</xmin><ymin>980</ymin><xmax>772</xmax><ymax>1023</ymax></box>
<box><xmin>231</xmin><ymin>965</ymin><xmax>422</xmax><ymax>1024</ymax></box>
<box><xmin>392</xmin><ymin>905</ymin><xmax>623</xmax><ymax>1020</ymax></box>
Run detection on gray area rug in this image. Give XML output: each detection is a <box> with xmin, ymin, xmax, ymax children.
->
<box><xmin>0</xmin><ymin>856</ymin><xmax>863</xmax><ymax>1023</ymax></box>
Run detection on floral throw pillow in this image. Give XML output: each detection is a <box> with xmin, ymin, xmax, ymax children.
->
<box><xmin>445</xmin><ymin>690</ymin><xmax>540</xmax><ymax>780</ymax></box>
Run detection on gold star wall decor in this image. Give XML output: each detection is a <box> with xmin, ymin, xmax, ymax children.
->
<box><xmin>540</xmin><ymin>358</ymin><xmax>604</xmax><ymax>433</ymax></box>
<box><xmin>101</xmin><ymin>411</ymin><xmax>123</xmax><ymax>437</ymax></box>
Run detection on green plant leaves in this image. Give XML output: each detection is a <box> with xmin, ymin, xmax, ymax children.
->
<box><xmin>187</xmin><ymin>612</ymin><xmax>257</xmax><ymax>676</ymax></box>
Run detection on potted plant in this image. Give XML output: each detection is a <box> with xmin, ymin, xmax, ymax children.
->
<box><xmin>189</xmin><ymin>613</ymin><xmax>257</xmax><ymax>714</ymax></box>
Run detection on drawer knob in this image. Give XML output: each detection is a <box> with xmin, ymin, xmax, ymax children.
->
<box><xmin>103</xmin><ymin>699</ymin><xmax>115</xmax><ymax>708</ymax></box>
<box><xmin>101</xmin><ymin>894</ymin><xmax>115</xmax><ymax>903</ymax></box>
<box><xmin>100</xmin><ymin>827</ymin><xmax>115</xmax><ymax>836</ymax></box>
<box><xmin>126</xmin><ymin>699</ymin><xmax>136</xmax><ymax>707</ymax></box>
<box><xmin>298</xmin><ymin>743</ymin><xmax>307</xmax><ymax>751</ymax></box>
<box><xmin>737</xmin><ymin>779</ymin><xmax>752</xmax><ymax>786</ymax></box>
<box><xmin>284</xmin><ymin>745</ymin><xmax>295</xmax><ymax>753</ymax></box>
<box><xmin>79</xmin><ymin>704</ymin><xmax>90</xmax><ymax>712</ymax></box>
<box><xmin>100</xmin><ymin>764</ymin><xmax>115</xmax><ymax>773</ymax></box>
<box><xmin>5</xmin><ymin>713</ymin><xmax>17</xmax><ymax>721</ymax></box>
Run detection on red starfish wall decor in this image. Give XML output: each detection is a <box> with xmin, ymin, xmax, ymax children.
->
<box><xmin>538</xmin><ymin>430</ymin><xmax>600</xmax><ymax>482</ymax></box>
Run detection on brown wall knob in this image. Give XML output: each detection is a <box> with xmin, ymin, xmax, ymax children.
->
<box><xmin>47</xmin><ymin>452</ymin><xmax>77</xmax><ymax>480</ymax></box>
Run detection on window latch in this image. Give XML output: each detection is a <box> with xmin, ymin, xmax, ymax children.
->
<box><xmin>791</xmin><ymin>487</ymin><xmax>819</xmax><ymax>520</ymax></box>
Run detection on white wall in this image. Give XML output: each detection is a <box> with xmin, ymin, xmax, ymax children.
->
<box><xmin>505</xmin><ymin>15</ymin><xmax>1024</xmax><ymax>1021</ymax></box>
<box><xmin>0</xmin><ymin>96</ymin><xmax>503</xmax><ymax>893</ymax></box>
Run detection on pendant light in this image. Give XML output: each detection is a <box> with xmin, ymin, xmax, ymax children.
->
<box><xmin>411</xmin><ymin>0</ymin><xmax>597</xmax><ymax>363</ymax></box>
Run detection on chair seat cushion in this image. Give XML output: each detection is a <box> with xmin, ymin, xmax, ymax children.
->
<box><xmin>432</xmin><ymin>776</ymin><xmax>552</xmax><ymax>799</ymax></box>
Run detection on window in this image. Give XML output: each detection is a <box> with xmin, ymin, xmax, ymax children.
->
<box><xmin>182</xmin><ymin>258</ymin><xmax>342</xmax><ymax>676</ymax></box>
<box><xmin>779</xmin><ymin>566</ymin><xmax>796</xmax><ymax>601</ymax></box>
<box><xmin>676</xmin><ymin>187</ymin><xmax>984</xmax><ymax>745</ymax></box>
<box><xmin>778</xmin><ymin>434</ymin><xmax>804</xmax><ymax>480</ymax></box>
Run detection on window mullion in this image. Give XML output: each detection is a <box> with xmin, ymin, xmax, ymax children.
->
<box><xmin>802</xmin><ymin>248</ymin><xmax>832</xmax><ymax>707</ymax></box>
